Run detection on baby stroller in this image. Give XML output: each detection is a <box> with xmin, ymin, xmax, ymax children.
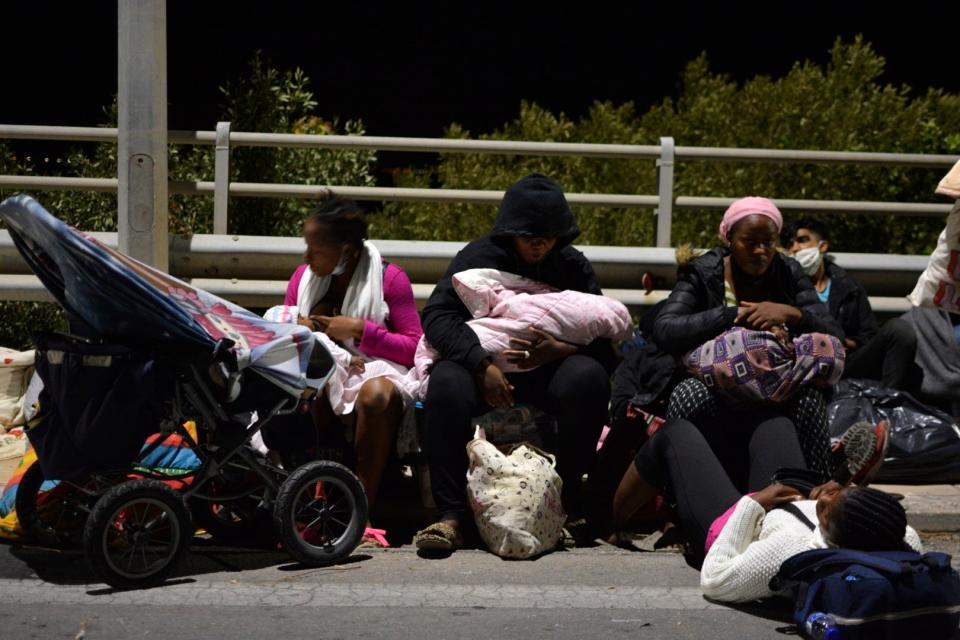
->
<box><xmin>0</xmin><ymin>195</ymin><xmax>368</xmax><ymax>589</ymax></box>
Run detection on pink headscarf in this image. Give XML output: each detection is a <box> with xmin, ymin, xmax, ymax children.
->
<box><xmin>718</xmin><ymin>196</ymin><xmax>783</xmax><ymax>244</ymax></box>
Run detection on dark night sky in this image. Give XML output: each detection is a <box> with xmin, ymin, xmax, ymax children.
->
<box><xmin>4</xmin><ymin>2</ymin><xmax>960</xmax><ymax>138</ymax></box>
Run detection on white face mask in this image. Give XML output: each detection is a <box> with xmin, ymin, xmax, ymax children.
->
<box><xmin>793</xmin><ymin>244</ymin><xmax>824</xmax><ymax>277</ymax></box>
<box><xmin>330</xmin><ymin>247</ymin><xmax>349</xmax><ymax>277</ymax></box>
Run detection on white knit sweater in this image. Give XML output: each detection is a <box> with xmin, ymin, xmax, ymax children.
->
<box><xmin>700</xmin><ymin>496</ymin><xmax>924</xmax><ymax>603</ymax></box>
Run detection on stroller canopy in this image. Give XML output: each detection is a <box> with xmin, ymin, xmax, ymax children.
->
<box><xmin>0</xmin><ymin>195</ymin><xmax>329</xmax><ymax>393</ymax></box>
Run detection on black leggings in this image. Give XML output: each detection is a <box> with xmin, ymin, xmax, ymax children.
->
<box><xmin>632</xmin><ymin>416</ymin><xmax>807</xmax><ymax>560</ymax></box>
<box><xmin>425</xmin><ymin>355</ymin><xmax>610</xmax><ymax>522</ymax></box>
<box><xmin>666</xmin><ymin>378</ymin><xmax>832</xmax><ymax>477</ymax></box>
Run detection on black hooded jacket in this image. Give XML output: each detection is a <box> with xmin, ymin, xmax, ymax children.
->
<box><xmin>421</xmin><ymin>177</ymin><xmax>616</xmax><ymax>373</ymax></box>
<box><xmin>653</xmin><ymin>247</ymin><xmax>845</xmax><ymax>355</ymax></box>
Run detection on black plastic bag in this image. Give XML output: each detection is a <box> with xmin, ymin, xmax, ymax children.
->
<box><xmin>827</xmin><ymin>379</ymin><xmax>960</xmax><ymax>484</ymax></box>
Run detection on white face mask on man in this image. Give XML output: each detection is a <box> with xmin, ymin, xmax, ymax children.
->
<box><xmin>793</xmin><ymin>244</ymin><xmax>824</xmax><ymax>277</ymax></box>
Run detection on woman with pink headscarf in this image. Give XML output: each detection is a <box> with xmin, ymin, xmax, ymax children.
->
<box><xmin>651</xmin><ymin>196</ymin><xmax>846</xmax><ymax>478</ymax></box>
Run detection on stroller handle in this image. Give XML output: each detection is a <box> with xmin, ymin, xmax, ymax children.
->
<box><xmin>211</xmin><ymin>338</ymin><xmax>242</xmax><ymax>403</ymax></box>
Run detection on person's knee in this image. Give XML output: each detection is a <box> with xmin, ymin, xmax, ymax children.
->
<box><xmin>356</xmin><ymin>377</ymin><xmax>400</xmax><ymax>415</ymax></box>
<box><xmin>552</xmin><ymin>356</ymin><xmax>610</xmax><ymax>404</ymax></box>
<box><xmin>883</xmin><ymin>317</ymin><xmax>917</xmax><ymax>349</ymax></box>
<box><xmin>425</xmin><ymin>361</ymin><xmax>474</xmax><ymax>408</ymax></box>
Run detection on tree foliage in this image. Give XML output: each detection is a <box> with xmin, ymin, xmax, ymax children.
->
<box><xmin>0</xmin><ymin>55</ymin><xmax>377</xmax><ymax>349</ymax></box>
<box><xmin>372</xmin><ymin>38</ymin><xmax>960</xmax><ymax>255</ymax></box>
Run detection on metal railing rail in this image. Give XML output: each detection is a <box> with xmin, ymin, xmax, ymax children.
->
<box><xmin>0</xmin><ymin>123</ymin><xmax>952</xmax><ymax>313</ymax></box>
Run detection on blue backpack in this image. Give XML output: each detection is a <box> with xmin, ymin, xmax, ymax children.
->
<box><xmin>771</xmin><ymin>505</ymin><xmax>960</xmax><ymax>639</ymax></box>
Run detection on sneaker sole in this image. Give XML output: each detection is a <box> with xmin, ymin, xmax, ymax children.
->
<box><xmin>837</xmin><ymin>420</ymin><xmax>889</xmax><ymax>485</ymax></box>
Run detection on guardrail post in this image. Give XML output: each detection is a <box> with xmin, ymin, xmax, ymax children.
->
<box><xmin>213</xmin><ymin>121</ymin><xmax>231</xmax><ymax>234</ymax></box>
<box><xmin>117</xmin><ymin>0</ymin><xmax>168</xmax><ymax>270</ymax></box>
<box><xmin>655</xmin><ymin>136</ymin><xmax>675</xmax><ymax>248</ymax></box>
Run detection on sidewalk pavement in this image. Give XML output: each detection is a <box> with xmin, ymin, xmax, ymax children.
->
<box><xmin>3</xmin><ymin>457</ymin><xmax>960</xmax><ymax>533</ymax></box>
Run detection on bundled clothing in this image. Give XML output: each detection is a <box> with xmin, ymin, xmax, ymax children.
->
<box><xmin>683</xmin><ymin>327</ymin><xmax>845</xmax><ymax>404</ymax></box>
<box><xmin>414</xmin><ymin>268</ymin><xmax>633</xmax><ymax>397</ymax></box>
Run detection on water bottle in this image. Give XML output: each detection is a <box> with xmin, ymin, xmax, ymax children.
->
<box><xmin>804</xmin><ymin>612</ymin><xmax>841</xmax><ymax>640</ymax></box>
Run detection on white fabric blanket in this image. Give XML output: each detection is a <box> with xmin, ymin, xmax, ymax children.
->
<box><xmin>414</xmin><ymin>269</ymin><xmax>634</xmax><ymax>397</ymax></box>
<box><xmin>264</xmin><ymin>305</ymin><xmax>418</xmax><ymax>415</ymax></box>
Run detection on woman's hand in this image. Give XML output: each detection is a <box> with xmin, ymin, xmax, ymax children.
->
<box><xmin>736</xmin><ymin>302</ymin><xmax>802</xmax><ymax>331</ymax></box>
<box><xmin>477</xmin><ymin>362</ymin><xmax>514</xmax><ymax>409</ymax></box>
<box><xmin>751</xmin><ymin>482</ymin><xmax>803</xmax><ymax>512</ymax></box>
<box><xmin>503</xmin><ymin>327</ymin><xmax>577</xmax><ymax>369</ymax></box>
<box><xmin>310</xmin><ymin>315</ymin><xmax>364</xmax><ymax>341</ymax></box>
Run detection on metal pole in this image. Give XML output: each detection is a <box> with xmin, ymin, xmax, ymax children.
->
<box><xmin>213</xmin><ymin>121</ymin><xmax>231</xmax><ymax>234</ymax></box>
<box><xmin>655</xmin><ymin>136</ymin><xmax>675</xmax><ymax>247</ymax></box>
<box><xmin>117</xmin><ymin>0</ymin><xmax>168</xmax><ymax>270</ymax></box>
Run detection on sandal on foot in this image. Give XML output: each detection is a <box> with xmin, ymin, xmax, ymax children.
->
<box><xmin>414</xmin><ymin>521</ymin><xmax>463</xmax><ymax>553</ymax></box>
<box><xmin>358</xmin><ymin>527</ymin><xmax>391</xmax><ymax>549</ymax></box>
<box><xmin>831</xmin><ymin>420</ymin><xmax>889</xmax><ymax>486</ymax></box>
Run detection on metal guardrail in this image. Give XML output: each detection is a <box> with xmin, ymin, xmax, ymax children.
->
<box><xmin>0</xmin><ymin>229</ymin><xmax>926</xmax><ymax>314</ymax></box>
<box><xmin>1</xmin><ymin>124</ymin><xmax>957</xmax><ymax>245</ymax></box>
<box><xmin>0</xmin><ymin>123</ymin><xmax>951</xmax><ymax>311</ymax></box>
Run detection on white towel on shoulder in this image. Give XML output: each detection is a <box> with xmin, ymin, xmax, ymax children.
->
<box><xmin>296</xmin><ymin>240</ymin><xmax>388</xmax><ymax>354</ymax></box>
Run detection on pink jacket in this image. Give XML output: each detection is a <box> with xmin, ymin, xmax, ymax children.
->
<box><xmin>285</xmin><ymin>262</ymin><xmax>422</xmax><ymax>368</ymax></box>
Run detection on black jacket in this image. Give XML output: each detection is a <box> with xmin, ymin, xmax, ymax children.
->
<box><xmin>421</xmin><ymin>202</ymin><xmax>616</xmax><ymax>373</ymax></box>
<box><xmin>824</xmin><ymin>260</ymin><xmax>878</xmax><ymax>348</ymax></box>
<box><xmin>653</xmin><ymin>248</ymin><xmax>844</xmax><ymax>355</ymax></box>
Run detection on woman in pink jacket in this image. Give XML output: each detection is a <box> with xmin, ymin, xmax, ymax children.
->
<box><xmin>282</xmin><ymin>198</ymin><xmax>422</xmax><ymax>548</ymax></box>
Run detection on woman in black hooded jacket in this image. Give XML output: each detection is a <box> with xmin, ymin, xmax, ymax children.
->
<box><xmin>414</xmin><ymin>173</ymin><xmax>616</xmax><ymax>554</ymax></box>
<box><xmin>652</xmin><ymin>196</ymin><xmax>844</xmax><ymax>479</ymax></box>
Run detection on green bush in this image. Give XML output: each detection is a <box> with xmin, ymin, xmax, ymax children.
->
<box><xmin>373</xmin><ymin>38</ymin><xmax>960</xmax><ymax>255</ymax></box>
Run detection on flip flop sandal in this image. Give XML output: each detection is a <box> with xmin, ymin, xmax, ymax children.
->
<box><xmin>414</xmin><ymin>521</ymin><xmax>463</xmax><ymax>552</ymax></box>
<box><xmin>358</xmin><ymin>527</ymin><xmax>391</xmax><ymax>549</ymax></box>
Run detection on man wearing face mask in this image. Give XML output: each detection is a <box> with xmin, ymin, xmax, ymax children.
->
<box><xmin>782</xmin><ymin>218</ymin><xmax>917</xmax><ymax>391</ymax></box>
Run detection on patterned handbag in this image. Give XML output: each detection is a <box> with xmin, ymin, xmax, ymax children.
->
<box><xmin>466</xmin><ymin>435</ymin><xmax>566</xmax><ymax>559</ymax></box>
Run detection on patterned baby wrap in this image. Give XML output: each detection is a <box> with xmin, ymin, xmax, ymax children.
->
<box><xmin>683</xmin><ymin>327</ymin><xmax>845</xmax><ymax>403</ymax></box>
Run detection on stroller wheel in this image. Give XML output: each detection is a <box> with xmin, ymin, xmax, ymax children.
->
<box><xmin>15</xmin><ymin>461</ymin><xmax>91</xmax><ymax>547</ymax></box>
<box><xmin>274</xmin><ymin>460</ymin><xmax>367</xmax><ymax>566</ymax></box>
<box><xmin>84</xmin><ymin>479</ymin><xmax>191</xmax><ymax>589</ymax></box>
